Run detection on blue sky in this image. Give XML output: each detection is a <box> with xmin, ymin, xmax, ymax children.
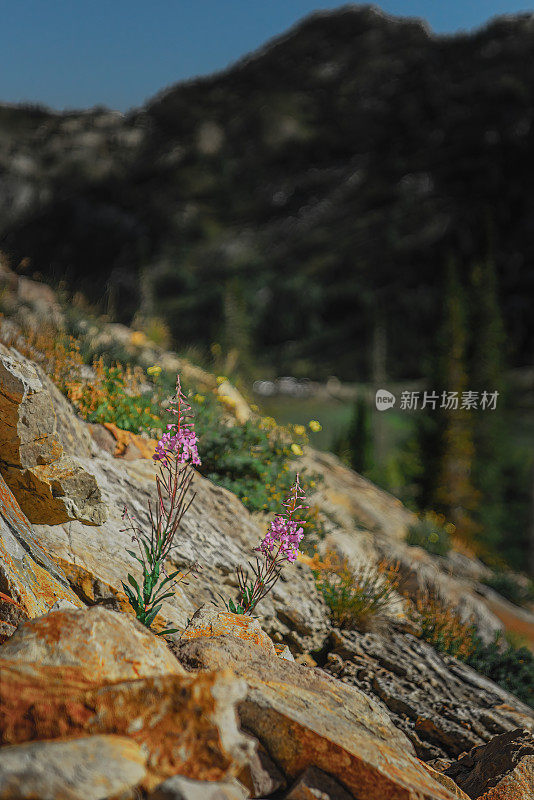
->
<box><xmin>1</xmin><ymin>1</ymin><xmax>533</xmax><ymax>111</ymax></box>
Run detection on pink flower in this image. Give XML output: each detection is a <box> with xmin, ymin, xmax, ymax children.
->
<box><xmin>256</xmin><ymin>474</ymin><xmax>307</xmax><ymax>564</ymax></box>
<box><xmin>153</xmin><ymin>377</ymin><xmax>201</xmax><ymax>466</ymax></box>
<box><xmin>258</xmin><ymin>516</ymin><xmax>304</xmax><ymax>563</ymax></box>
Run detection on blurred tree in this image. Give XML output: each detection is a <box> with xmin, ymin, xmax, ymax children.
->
<box><xmin>348</xmin><ymin>395</ymin><xmax>374</xmax><ymax>474</ymax></box>
<box><xmin>529</xmin><ymin>463</ymin><xmax>534</xmax><ymax>578</ymax></box>
<box><xmin>371</xmin><ymin>309</ymin><xmax>387</xmax><ymax>468</ymax></box>
<box><xmin>418</xmin><ymin>258</ymin><xmax>479</xmax><ymax>542</ymax></box>
<box><xmin>222</xmin><ymin>277</ymin><xmax>254</xmax><ymax>379</ymax></box>
<box><xmin>470</xmin><ymin>252</ymin><xmax>507</xmax><ymax>555</ymax></box>
<box><xmin>332</xmin><ymin>394</ymin><xmax>373</xmax><ymax>475</ymax></box>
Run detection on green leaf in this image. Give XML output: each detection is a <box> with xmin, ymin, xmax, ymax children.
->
<box><xmin>127</xmin><ymin>574</ymin><xmax>142</xmax><ymax>598</ymax></box>
<box><xmin>121</xmin><ymin>582</ymin><xmax>136</xmax><ymax>603</ymax></box>
<box><xmin>122</xmin><ymin>588</ymin><xmax>143</xmax><ymax>616</ymax></box>
<box><xmin>160</xmin><ymin>570</ymin><xmax>182</xmax><ymax>586</ymax></box>
<box><xmin>151</xmin><ymin>591</ymin><xmax>175</xmax><ymax>604</ymax></box>
<box><xmin>144</xmin><ymin>604</ymin><xmax>163</xmax><ymax>628</ymax></box>
<box><xmin>157</xmin><ymin>628</ymin><xmax>181</xmax><ymax>636</ymax></box>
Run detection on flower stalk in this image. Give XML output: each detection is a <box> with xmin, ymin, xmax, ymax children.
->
<box><xmin>227</xmin><ymin>475</ymin><xmax>307</xmax><ymax>615</ymax></box>
<box><xmin>121</xmin><ymin>376</ymin><xmax>200</xmax><ymax>635</ymax></box>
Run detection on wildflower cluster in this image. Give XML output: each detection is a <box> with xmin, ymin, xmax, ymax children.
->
<box><xmin>76</xmin><ymin>360</ymin><xmax>163</xmax><ymax>434</ymax></box>
<box><xmin>226</xmin><ymin>475</ymin><xmax>307</xmax><ymax>615</ymax></box>
<box><xmin>257</xmin><ymin>476</ymin><xmax>306</xmax><ymax>563</ymax></box>
<box><xmin>121</xmin><ymin>376</ymin><xmax>200</xmax><ymax>635</ymax></box>
<box><xmin>153</xmin><ymin>377</ymin><xmax>200</xmax><ymax>466</ymax></box>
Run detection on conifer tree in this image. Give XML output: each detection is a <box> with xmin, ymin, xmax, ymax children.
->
<box><xmin>222</xmin><ymin>277</ymin><xmax>253</xmax><ymax>378</ymax></box>
<box><xmin>347</xmin><ymin>395</ymin><xmax>373</xmax><ymax>474</ymax></box>
<box><xmin>416</xmin><ymin>258</ymin><xmax>479</xmax><ymax>541</ymax></box>
<box><xmin>470</xmin><ymin>254</ymin><xmax>506</xmax><ymax>554</ymax></box>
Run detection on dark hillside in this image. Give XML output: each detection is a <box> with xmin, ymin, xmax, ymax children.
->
<box><xmin>1</xmin><ymin>6</ymin><xmax>533</xmax><ymax>378</ymax></box>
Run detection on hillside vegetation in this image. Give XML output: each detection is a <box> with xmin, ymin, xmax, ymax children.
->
<box><xmin>0</xmin><ymin>6</ymin><xmax>533</xmax><ymax>379</ymax></box>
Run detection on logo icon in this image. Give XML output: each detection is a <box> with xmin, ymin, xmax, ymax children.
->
<box><xmin>375</xmin><ymin>389</ymin><xmax>396</xmax><ymax>410</ymax></box>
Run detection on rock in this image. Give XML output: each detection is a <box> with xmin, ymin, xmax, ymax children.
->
<box><xmin>0</xmin><ymin>735</ymin><xmax>147</xmax><ymax>800</ymax></box>
<box><xmin>0</xmin><ymin>659</ymin><xmax>254</xmax><ymax>792</ymax></box>
<box><xmin>216</xmin><ymin>380</ymin><xmax>252</xmax><ymax>425</ymax></box>
<box><xmin>0</xmin><ymin>620</ymin><xmax>16</xmax><ymax>643</ymax></box>
<box><xmin>444</xmin><ymin>728</ymin><xmax>534</xmax><ymax>799</ymax></box>
<box><xmin>0</xmin><ymin>344</ymin><xmax>63</xmax><ymax>468</ymax></box>
<box><xmin>304</xmin><ymin>449</ymin><xmax>503</xmax><ymax>645</ymax></box>
<box><xmin>174</xmin><ymin>634</ymin><xmax>463</xmax><ymax>799</ymax></box>
<box><xmin>377</xmin><ymin>538</ymin><xmax>503</xmax><ymax>645</ymax></box>
<box><xmin>1</xmin><ymin>456</ymin><xmax>107</xmax><ymax>526</ymax></box>
<box><xmin>179</xmin><ymin>607</ymin><xmax>276</xmax><ymax>653</ymax></box>
<box><xmin>0</xmin><ymin>342</ymin><xmax>327</xmax><ymax>646</ymax></box>
<box><xmin>0</xmin><ymin>261</ymin><xmax>63</xmax><ymax>329</ymax></box>
<box><xmin>87</xmin><ymin>423</ymin><xmax>119</xmax><ymax>456</ymax></box>
<box><xmin>89</xmin><ymin>422</ymin><xmax>158</xmax><ymax>460</ymax></box>
<box><xmin>0</xmin><ymin>606</ymin><xmax>185</xmax><ymax>681</ymax></box>
<box><xmin>148</xmin><ymin>775</ymin><xmax>248</xmax><ymax>800</ymax></box>
<box><xmin>294</xmin><ymin>654</ymin><xmax>316</xmax><ymax>667</ymax></box>
<box><xmin>285</xmin><ymin>766</ymin><xmax>353</xmax><ymax>799</ymax></box>
<box><xmin>47</xmin><ymin>598</ymin><xmax>79</xmax><ymax>612</ymax></box>
<box><xmin>417</xmin><ymin>762</ymin><xmax>472</xmax><ymax>799</ymax></box>
<box><xmin>302</xmin><ymin>449</ymin><xmax>415</xmax><ymax>542</ymax></box>
<box><xmin>0</xmin><ymin>472</ymin><xmax>83</xmax><ymax>622</ymax></box>
<box><xmin>274</xmin><ymin>643</ymin><xmax>295</xmax><ymax>661</ymax></box>
<box><xmin>238</xmin><ymin>746</ymin><xmax>286</xmax><ymax>797</ymax></box>
<box><xmin>0</xmin><ymin>345</ymin><xmax>107</xmax><ymax>525</ymax></box>
<box><xmin>482</xmin><ymin>587</ymin><xmax>534</xmax><ymax>653</ymax></box>
<box><xmin>324</xmin><ymin>628</ymin><xmax>534</xmax><ymax>762</ymax></box>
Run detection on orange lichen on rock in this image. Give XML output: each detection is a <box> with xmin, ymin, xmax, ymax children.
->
<box><xmin>0</xmin><ymin>472</ymin><xmax>82</xmax><ymax>621</ymax></box>
<box><xmin>1</xmin><ymin>606</ymin><xmax>185</xmax><ymax>682</ymax></box>
<box><xmin>103</xmin><ymin>422</ymin><xmax>158</xmax><ymax>459</ymax></box>
<box><xmin>19</xmin><ymin>558</ymin><xmax>83</xmax><ymax>615</ymax></box>
<box><xmin>0</xmin><ymin>530</ymin><xmax>82</xmax><ymax>622</ymax></box>
<box><xmin>180</xmin><ymin>608</ymin><xmax>276</xmax><ymax>653</ymax></box>
<box><xmin>0</xmin><ymin>659</ymin><xmax>253</xmax><ymax>791</ymax></box>
<box><xmin>174</xmin><ymin>635</ymin><xmax>464</xmax><ymax>800</ymax></box>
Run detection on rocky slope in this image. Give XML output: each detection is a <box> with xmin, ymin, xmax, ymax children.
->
<box><xmin>1</xmin><ymin>266</ymin><xmax>534</xmax><ymax>798</ymax></box>
<box><xmin>1</xmin><ymin>7</ymin><xmax>534</xmax><ymax>376</ymax></box>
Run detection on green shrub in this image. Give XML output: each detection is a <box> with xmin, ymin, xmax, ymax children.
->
<box><xmin>406</xmin><ymin>512</ymin><xmax>453</xmax><ymax>557</ymax></box>
<box><xmin>466</xmin><ymin>635</ymin><xmax>534</xmax><ymax>707</ymax></box>
<box><xmin>482</xmin><ymin>572</ymin><xmax>534</xmax><ymax>608</ymax></box>
<box><xmin>411</xmin><ymin>589</ymin><xmax>478</xmax><ymax>660</ymax></box>
<box><xmin>193</xmin><ymin>394</ymin><xmax>306</xmax><ymax>507</ymax></box>
<box><xmin>78</xmin><ymin>361</ymin><xmax>163</xmax><ymax>435</ymax></box>
<box><xmin>313</xmin><ymin>553</ymin><xmax>401</xmax><ymax>631</ymax></box>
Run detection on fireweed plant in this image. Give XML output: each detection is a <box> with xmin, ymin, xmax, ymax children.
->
<box><xmin>121</xmin><ymin>377</ymin><xmax>201</xmax><ymax>635</ymax></box>
<box><xmin>225</xmin><ymin>475</ymin><xmax>307</xmax><ymax>615</ymax></box>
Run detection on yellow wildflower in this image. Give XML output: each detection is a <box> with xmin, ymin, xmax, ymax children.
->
<box><xmin>309</xmin><ymin>420</ymin><xmax>322</xmax><ymax>432</ymax></box>
<box><xmin>294</xmin><ymin>424</ymin><xmax>306</xmax><ymax>436</ymax></box>
<box><xmin>291</xmin><ymin>443</ymin><xmax>303</xmax><ymax>456</ymax></box>
<box><xmin>130</xmin><ymin>331</ymin><xmax>147</xmax><ymax>347</ymax></box>
<box><xmin>147</xmin><ymin>365</ymin><xmax>162</xmax><ymax>376</ymax></box>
